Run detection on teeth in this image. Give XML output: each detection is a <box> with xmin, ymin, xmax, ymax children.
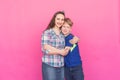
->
<box><xmin>57</xmin><ymin>23</ymin><xmax>61</xmax><ymax>25</ymax></box>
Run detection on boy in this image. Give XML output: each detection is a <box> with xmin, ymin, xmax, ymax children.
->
<box><xmin>61</xmin><ymin>18</ymin><xmax>84</xmax><ymax>80</ymax></box>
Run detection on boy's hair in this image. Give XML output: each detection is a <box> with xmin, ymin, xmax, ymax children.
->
<box><xmin>64</xmin><ymin>18</ymin><xmax>73</xmax><ymax>27</ymax></box>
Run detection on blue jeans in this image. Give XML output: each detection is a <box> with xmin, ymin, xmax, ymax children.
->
<box><xmin>42</xmin><ymin>62</ymin><xmax>64</xmax><ymax>80</ymax></box>
<box><xmin>65</xmin><ymin>64</ymin><xmax>84</xmax><ymax>80</ymax></box>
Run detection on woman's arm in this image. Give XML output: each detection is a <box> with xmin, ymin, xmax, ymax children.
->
<box><xmin>41</xmin><ymin>31</ymin><xmax>68</xmax><ymax>56</ymax></box>
<box><xmin>69</xmin><ymin>36</ymin><xmax>80</xmax><ymax>44</ymax></box>
<box><xmin>44</xmin><ymin>44</ymin><xmax>68</xmax><ymax>56</ymax></box>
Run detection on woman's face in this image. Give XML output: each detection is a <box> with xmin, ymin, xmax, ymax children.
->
<box><xmin>55</xmin><ymin>14</ymin><xmax>65</xmax><ymax>28</ymax></box>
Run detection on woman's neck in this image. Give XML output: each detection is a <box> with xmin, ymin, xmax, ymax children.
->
<box><xmin>53</xmin><ymin>26</ymin><xmax>61</xmax><ymax>35</ymax></box>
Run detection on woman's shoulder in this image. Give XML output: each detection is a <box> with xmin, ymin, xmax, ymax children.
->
<box><xmin>43</xmin><ymin>29</ymin><xmax>52</xmax><ymax>34</ymax></box>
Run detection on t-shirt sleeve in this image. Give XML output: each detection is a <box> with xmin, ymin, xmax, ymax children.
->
<box><xmin>65</xmin><ymin>35</ymin><xmax>73</xmax><ymax>47</ymax></box>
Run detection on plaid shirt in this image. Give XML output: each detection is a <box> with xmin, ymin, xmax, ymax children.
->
<box><xmin>41</xmin><ymin>29</ymin><xmax>65</xmax><ymax>67</ymax></box>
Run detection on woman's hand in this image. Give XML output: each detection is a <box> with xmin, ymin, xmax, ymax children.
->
<box><xmin>69</xmin><ymin>36</ymin><xmax>79</xmax><ymax>44</ymax></box>
<box><xmin>59</xmin><ymin>49</ymin><xmax>68</xmax><ymax>56</ymax></box>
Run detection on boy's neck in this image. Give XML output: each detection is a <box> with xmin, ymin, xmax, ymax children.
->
<box><xmin>64</xmin><ymin>33</ymin><xmax>71</xmax><ymax>37</ymax></box>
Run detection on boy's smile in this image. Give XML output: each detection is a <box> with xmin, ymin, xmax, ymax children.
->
<box><xmin>61</xmin><ymin>22</ymin><xmax>71</xmax><ymax>36</ymax></box>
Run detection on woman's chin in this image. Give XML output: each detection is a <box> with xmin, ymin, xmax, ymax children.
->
<box><xmin>56</xmin><ymin>24</ymin><xmax>62</xmax><ymax>28</ymax></box>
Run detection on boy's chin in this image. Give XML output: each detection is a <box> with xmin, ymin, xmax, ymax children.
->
<box><xmin>64</xmin><ymin>33</ymin><xmax>69</xmax><ymax>36</ymax></box>
<box><xmin>62</xmin><ymin>32</ymin><xmax>67</xmax><ymax>35</ymax></box>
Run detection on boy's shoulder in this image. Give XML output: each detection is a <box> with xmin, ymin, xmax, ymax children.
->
<box><xmin>67</xmin><ymin>33</ymin><xmax>74</xmax><ymax>38</ymax></box>
<box><xmin>65</xmin><ymin>33</ymin><xmax>74</xmax><ymax>40</ymax></box>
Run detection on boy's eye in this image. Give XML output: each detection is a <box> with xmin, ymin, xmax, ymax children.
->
<box><xmin>61</xmin><ymin>19</ymin><xmax>64</xmax><ymax>21</ymax></box>
<box><xmin>67</xmin><ymin>26</ymin><xmax>70</xmax><ymax>28</ymax></box>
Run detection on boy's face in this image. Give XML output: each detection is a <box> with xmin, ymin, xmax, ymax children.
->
<box><xmin>61</xmin><ymin>22</ymin><xmax>72</xmax><ymax>36</ymax></box>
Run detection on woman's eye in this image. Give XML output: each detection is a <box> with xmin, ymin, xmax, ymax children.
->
<box><xmin>57</xmin><ymin>18</ymin><xmax>60</xmax><ymax>20</ymax></box>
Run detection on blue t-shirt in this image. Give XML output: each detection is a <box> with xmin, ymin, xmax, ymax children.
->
<box><xmin>64</xmin><ymin>34</ymin><xmax>82</xmax><ymax>67</ymax></box>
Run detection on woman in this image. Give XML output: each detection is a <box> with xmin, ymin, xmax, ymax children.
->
<box><xmin>41</xmin><ymin>11</ymin><xmax>67</xmax><ymax>80</ymax></box>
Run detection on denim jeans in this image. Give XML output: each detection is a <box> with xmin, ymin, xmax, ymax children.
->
<box><xmin>42</xmin><ymin>62</ymin><xmax>64</xmax><ymax>80</ymax></box>
<box><xmin>65</xmin><ymin>64</ymin><xmax>84</xmax><ymax>80</ymax></box>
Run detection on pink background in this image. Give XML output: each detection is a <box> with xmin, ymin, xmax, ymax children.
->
<box><xmin>0</xmin><ymin>0</ymin><xmax>120</xmax><ymax>80</ymax></box>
